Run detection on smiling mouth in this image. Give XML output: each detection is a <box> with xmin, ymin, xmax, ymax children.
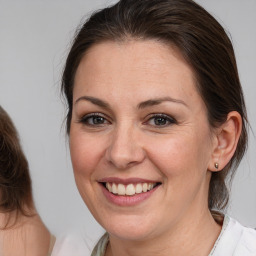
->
<box><xmin>102</xmin><ymin>182</ymin><xmax>161</xmax><ymax>196</ymax></box>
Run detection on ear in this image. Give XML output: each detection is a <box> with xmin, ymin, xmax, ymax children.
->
<box><xmin>208</xmin><ymin>111</ymin><xmax>242</xmax><ymax>172</ymax></box>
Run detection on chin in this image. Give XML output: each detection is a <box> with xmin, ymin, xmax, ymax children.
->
<box><xmin>99</xmin><ymin>214</ymin><xmax>159</xmax><ymax>241</ymax></box>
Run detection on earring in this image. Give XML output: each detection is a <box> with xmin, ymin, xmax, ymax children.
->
<box><xmin>214</xmin><ymin>162</ymin><xmax>219</xmax><ymax>170</ymax></box>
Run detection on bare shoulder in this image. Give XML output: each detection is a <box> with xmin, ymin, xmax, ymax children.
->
<box><xmin>0</xmin><ymin>213</ymin><xmax>52</xmax><ymax>256</ymax></box>
<box><xmin>22</xmin><ymin>214</ymin><xmax>52</xmax><ymax>256</ymax></box>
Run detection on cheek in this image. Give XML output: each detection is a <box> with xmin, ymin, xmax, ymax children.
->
<box><xmin>146</xmin><ymin>137</ymin><xmax>194</xmax><ymax>172</ymax></box>
<box><xmin>145</xmin><ymin>131</ymin><xmax>212</xmax><ymax>178</ymax></box>
<box><xmin>69</xmin><ymin>131</ymin><xmax>103</xmax><ymax>178</ymax></box>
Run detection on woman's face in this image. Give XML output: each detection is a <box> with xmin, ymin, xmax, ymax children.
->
<box><xmin>70</xmin><ymin>40</ymin><xmax>217</xmax><ymax>241</ymax></box>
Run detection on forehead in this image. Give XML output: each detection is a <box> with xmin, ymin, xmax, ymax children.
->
<box><xmin>73</xmin><ymin>40</ymin><xmax>200</xmax><ymax>106</ymax></box>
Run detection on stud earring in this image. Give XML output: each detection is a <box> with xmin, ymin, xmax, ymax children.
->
<box><xmin>214</xmin><ymin>162</ymin><xmax>219</xmax><ymax>170</ymax></box>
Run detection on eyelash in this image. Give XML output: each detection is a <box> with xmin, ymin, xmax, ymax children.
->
<box><xmin>78</xmin><ymin>113</ymin><xmax>111</xmax><ymax>126</ymax></box>
<box><xmin>144</xmin><ymin>113</ymin><xmax>177</xmax><ymax>127</ymax></box>
<box><xmin>78</xmin><ymin>113</ymin><xmax>176</xmax><ymax>128</ymax></box>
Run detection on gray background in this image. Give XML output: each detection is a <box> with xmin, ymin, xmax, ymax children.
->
<box><xmin>0</xmin><ymin>0</ymin><xmax>255</xmax><ymax>238</ymax></box>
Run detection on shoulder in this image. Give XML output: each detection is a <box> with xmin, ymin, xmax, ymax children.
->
<box><xmin>211</xmin><ymin>215</ymin><xmax>256</xmax><ymax>256</ymax></box>
<box><xmin>0</xmin><ymin>213</ymin><xmax>52</xmax><ymax>256</ymax></box>
<box><xmin>235</xmin><ymin>223</ymin><xmax>256</xmax><ymax>255</ymax></box>
<box><xmin>22</xmin><ymin>214</ymin><xmax>52</xmax><ymax>256</ymax></box>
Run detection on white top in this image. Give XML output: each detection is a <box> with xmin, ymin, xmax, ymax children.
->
<box><xmin>209</xmin><ymin>216</ymin><xmax>256</xmax><ymax>256</ymax></box>
<box><xmin>51</xmin><ymin>216</ymin><xmax>256</xmax><ymax>256</ymax></box>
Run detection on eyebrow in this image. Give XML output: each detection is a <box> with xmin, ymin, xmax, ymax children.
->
<box><xmin>75</xmin><ymin>96</ymin><xmax>110</xmax><ymax>109</ymax></box>
<box><xmin>75</xmin><ymin>95</ymin><xmax>187</xmax><ymax>109</ymax></box>
<box><xmin>138</xmin><ymin>97</ymin><xmax>188</xmax><ymax>109</ymax></box>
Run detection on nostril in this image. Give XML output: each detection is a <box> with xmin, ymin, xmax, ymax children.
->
<box><xmin>106</xmin><ymin>148</ymin><xmax>146</xmax><ymax>170</ymax></box>
<box><xmin>105</xmin><ymin>131</ymin><xmax>146</xmax><ymax>169</ymax></box>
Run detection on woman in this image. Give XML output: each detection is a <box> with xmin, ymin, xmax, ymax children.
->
<box><xmin>54</xmin><ymin>0</ymin><xmax>256</xmax><ymax>255</ymax></box>
<box><xmin>0</xmin><ymin>106</ymin><xmax>55</xmax><ymax>255</ymax></box>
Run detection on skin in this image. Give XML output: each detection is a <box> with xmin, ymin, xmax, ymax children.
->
<box><xmin>69</xmin><ymin>40</ymin><xmax>241</xmax><ymax>256</ymax></box>
<box><xmin>0</xmin><ymin>211</ymin><xmax>51</xmax><ymax>256</ymax></box>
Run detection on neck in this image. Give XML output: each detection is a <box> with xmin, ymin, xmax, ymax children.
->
<box><xmin>0</xmin><ymin>211</ymin><xmax>51</xmax><ymax>256</ymax></box>
<box><xmin>106</xmin><ymin>209</ymin><xmax>221</xmax><ymax>256</ymax></box>
<box><xmin>0</xmin><ymin>207</ymin><xmax>36</xmax><ymax>229</ymax></box>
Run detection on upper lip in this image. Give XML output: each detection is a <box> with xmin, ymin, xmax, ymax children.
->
<box><xmin>98</xmin><ymin>177</ymin><xmax>161</xmax><ymax>185</ymax></box>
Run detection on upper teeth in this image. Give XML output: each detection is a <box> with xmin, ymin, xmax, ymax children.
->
<box><xmin>106</xmin><ymin>182</ymin><xmax>156</xmax><ymax>196</ymax></box>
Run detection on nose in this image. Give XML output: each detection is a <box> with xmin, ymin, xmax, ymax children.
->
<box><xmin>105</xmin><ymin>123</ymin><xmax>146</xmax><ymax>169</ymax></box>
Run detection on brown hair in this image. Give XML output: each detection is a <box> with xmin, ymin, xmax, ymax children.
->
<box><xmin>61</xmin><ymin>0</ymin><xmax>248</xmax><ymax>210</ymax></box>
<box><xmin>0</xmin><ymin>106</ymin><xmax>34</xmax><ymax>227</ymax></box>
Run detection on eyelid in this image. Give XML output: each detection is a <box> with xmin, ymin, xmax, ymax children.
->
<box><xmin>144</xmin><ymin>113</ymin><xmax>177</xmax><ymax>126</ymax></box>
<box><xmin>77</xmin><ymin>112</ymin><xmax>176</xmax><ymax>127</ymax></box>
<box><xmin>78</xmin><ymin>112</ymin><xmax>112</xmax><ymax>125</ymax></box>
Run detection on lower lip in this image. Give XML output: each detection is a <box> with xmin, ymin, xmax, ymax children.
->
<box><xmin>100</xmin><ymin>184</ymin><xmax>159</xmax><ymax>207</ymax></box>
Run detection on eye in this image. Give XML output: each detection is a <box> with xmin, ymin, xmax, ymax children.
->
<box><xmin>146</xmin><ymin>114</ymin><xmax>176</xmax><ymax>127</ymax></box>
<box><xmin>78</xmin><ymin>113</ymin><xmax>110</xmax><ymax>126</ymax></box>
